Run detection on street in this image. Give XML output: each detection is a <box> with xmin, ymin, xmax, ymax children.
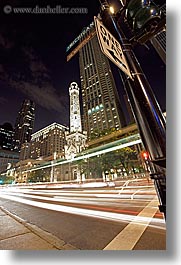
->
<box><xmin>0</xmin><ymin>179</ymin><xmax>166</xmax><ymax>250</ymax></box>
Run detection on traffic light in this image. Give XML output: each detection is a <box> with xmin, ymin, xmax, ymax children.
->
<box><xmin>125</xmin><ymin>0</ymin><xmax>162</xmax><ymax>33</ymax></box>
<box><xmin>141</xmin><ymin>151</ymin><xmax>149</xmax><ymax>160</ymax></box>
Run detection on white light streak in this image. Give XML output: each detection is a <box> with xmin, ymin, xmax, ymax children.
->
<box><xmin>24</xmin><ymin>138</ymin><xmax>141</xmax><ymax>173</ymax></box>
<box><xmin>0</xmin><ymin>193</ymin><xmax>165</xmax><ymax>228</ymax></box>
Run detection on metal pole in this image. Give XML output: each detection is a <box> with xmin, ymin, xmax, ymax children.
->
<box><xmin>98</xmin><ymin>0</ymin><xmax>166</xmax><ymax>217</ymax></box>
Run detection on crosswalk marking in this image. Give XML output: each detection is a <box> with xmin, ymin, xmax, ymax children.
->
<box><xmin>103</xmin><ymin>197</ymin><xmax>159</xmax><ymax>250</ymax></box>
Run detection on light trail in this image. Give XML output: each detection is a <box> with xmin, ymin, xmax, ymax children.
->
<box><xmin>0</xmin><ymin>189</ymin><xmax>155</xmax><ymax>209</ymax></box>
<box><xmin>103</xmin><ymin>197</ymin><xmax>163</xmax><ymax>250</ymax></box>
<box><xmin>23</xmin><ymin>138</ymin><xmax>141</xmax><ymax>173</ymax></box>
<box><xmin>0</xmin><ymin>193</ymin><xmax>165</xmax><ymax>229</ymax></box>
<box><xmin>0</xmin><ymin>186</ymin><xmax>165</xmax><ymax>231</ymax></box>
<box><xmin>1</xmin><ymin>185</ymin><xmax>156</xmax><ymax>200</ymax></box>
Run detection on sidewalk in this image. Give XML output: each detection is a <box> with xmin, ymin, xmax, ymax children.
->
<box><xmin>0</xmin><ymin>206</ymin><xmax>78</xmax><ymax>250</ymax></box>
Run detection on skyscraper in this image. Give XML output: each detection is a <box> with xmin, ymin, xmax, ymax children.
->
<box><xmin>0</xmin><ymin>122</ymin><xmax>14</xmax><ymax>150</ymax></box>
<box><xmin>79</xmin><ymin>25</ymin><xmax>126</xmax><ymax>140</ymax></box>
<box><xmin>13</xmin><ymin>99</ymin><xmax>35</xmax><ymax>151</ymax></box>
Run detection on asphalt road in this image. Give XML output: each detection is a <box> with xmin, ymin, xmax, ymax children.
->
<box><xmin>0</xmin><ymin>179</ymin><xmax>166</xmax><ymax>250</ymax></box>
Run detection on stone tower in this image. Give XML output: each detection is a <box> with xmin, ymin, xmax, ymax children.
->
<box><xmin>69</xmin><ymin>82</ymin><xmax>82</xmax><ymax>133</ymax></box>
<box><xmin>65</xmin><ymin>82</ymin><xmax>87</xmax><ymax>161</ymax></box>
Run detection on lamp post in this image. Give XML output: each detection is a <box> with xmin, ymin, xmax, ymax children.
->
<box><xmin>27</xmin><ymin>161</ymin><xmax>32</xmax><ymax>183</ymax></box>
<box><xmin>50</xmin><ymin>152</ymin><xmax>57</xmax><ymax>182</ymax></box>
<box><xmin>98</xmin><ymin>0</ymin><xmax>166</xmax><ymax>217</ymax></box>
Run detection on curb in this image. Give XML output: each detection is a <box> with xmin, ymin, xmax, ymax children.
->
<box><xmin>0</xmin><ymin>206</ymin><xmax>79</xmax><ymax>250</ymax></box>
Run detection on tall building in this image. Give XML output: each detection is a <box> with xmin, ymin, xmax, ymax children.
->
<box><xmin>0</xmin><ymin>149</ymin><xmax>19</xmax><ymax>174</ymax></box>
<box><xmin>79</xmin><ymin>25</ymin><xmax>126</xmax><ymax>139</ymax></box>
<box><xmin>0</xmin><ymin>122</ymin><xmax>14</xmax><ymax>150</ymax></box>
<box><xmin>30</xmin><ymin>122</ymin><xmax>68</xmax><ymax>160</ymax></box>
<box><xmin>13</xmin><ymin>99</ymin><xmax>35</xmax><ymax>151</ymax></box>
<box><xmin>65</xmin><ymin>82</ymin><xmax>87</xmax><ymax>160</ymax></box>
<box><xmin>19</xmin><ymin>142</ymin><xmax>31</xmax><ymax>161</ymax></box>
<box><xmin>150</xmin><ymin>4</ymin><xmax>166</xmax><ymax>64</ymax></box>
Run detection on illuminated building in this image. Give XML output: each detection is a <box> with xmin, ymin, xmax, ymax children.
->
<box><xmin>12</xmin><ymin>99</ymin><xmax>35</xmax><ymax>151</ymax></box>
<box><xmin>69</xmin><ymin>82</ymin><xmax>82</xmax><ymax>133</ymax></box>
<box><xmin>0</xmin><ymin>149</ymin><xmax>19</xmax><ymax>174</ymax></box>
<box><xmin>30</xmin><ymin>122</ymin><xmax>68</xmax><ymax>160</ymax></box>
<box><xmin>0</xmin><ymin>122</ymin><xmax>14</xmax><ymax>150</ymax></box>
<box><xmin>0</xmin><ymin>123</ymin><xmax>19</xmax><ymax>175</ymax></box>
<box><xmin>19</xmin><ymin>142</ymin><xmax>31</xmax><ymax>161</ymax></box>
<box><xmin>79</xmin><ymin>24</ymin><xmax>126</xmax><ymax>139</ymax></box>
<box><xmin>65</xmin><ymin>82</ymin><xmax>87</xmax><ymax>160</ymax></box>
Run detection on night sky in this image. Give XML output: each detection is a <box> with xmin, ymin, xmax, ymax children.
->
<box><xmin>0</xmin><ymin>0</ymin><xmax>166</xmax><ymax>132</ymax></box>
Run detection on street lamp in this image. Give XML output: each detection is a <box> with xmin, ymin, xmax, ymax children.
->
<box><xmin>50</xmin><ymin>152</ymin><xmax>57</xmax><ymax>182</ymax></box>
<box><xmin>109</xmin><ymin>6</ymin><xmax>115</xmax><ymax>14</ymax></box>
<box><xmin>98</xmin><ymin>0</ymin><xmax>166</xmax><ymax>218</ymax></box>
<box><xmin>27</xmin><ymin>161</ymin><xmax>32</xmax><ymax>183</ymax></box>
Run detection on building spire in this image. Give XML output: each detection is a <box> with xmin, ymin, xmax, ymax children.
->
<box><xmin>65</xmin><ymin>82</ymin><xmax>87</xmax><ymax>160</ymax></box>
<box><xmin>69</xmin><ymin>82</ymin><xmax>82</xmax><ymax>133</ymax></box>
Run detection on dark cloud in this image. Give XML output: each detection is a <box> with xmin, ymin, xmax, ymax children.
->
<box><xmin>0</xmin><ymin>96</ymin><xmax>7</xmax><ymax>105</ymax></box>
<box><xmin>0</xmin><ymin>33</ymin><xmax>14</xmax><ymax>49</ymax></box>
<box><xmin>9</xmin><ymin>79</ymin><xmax>68</xmax><ymax>112</ymax></box>
<box><xmin>0</xmin><ymin>38</ymin><xmax>68</xmax><ymax>113</ymax></box>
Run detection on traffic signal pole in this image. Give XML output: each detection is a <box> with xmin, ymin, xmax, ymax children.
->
<box><xmin>99</xmin><ymin>0</ymin><xmax>166</xmax><ymax>217</ymax></box>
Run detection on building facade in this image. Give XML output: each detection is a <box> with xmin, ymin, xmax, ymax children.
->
<box><xmin>19</xmin><ymin>142</ymin><xmax>31</xmax><ymax>161</ymax></box>
<box><xmin>0</xmin><ymin>122</ymin><xmax>14</xmax><ymax>150</ymax></box>
<box><xmin>79</xmin><ymin>25</ymin><xmax>126</xmax><ymax>140</ymax></box>
<box><xmin>30</xmin><ymin>122</ymin><xmax>68</xmax><ymax>160</ymax></box>
<box><xmin>0</xmin><ymin>149</ymin><xmax>19</xmax><ymax>174</ymax></box>
<box><xmin>12</xmin><ymin>99</ymin><xmax>35</xmax><ymax>151</ymax></box>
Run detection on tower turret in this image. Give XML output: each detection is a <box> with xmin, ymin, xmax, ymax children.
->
<box><xmin>69</xmin><ymin>82</ymin><xmax>82</xmax><ymax>133</ymax></box>
<box><xmin>65</xmin><ymin>82</ymin><xmax>87</xmax><ymax>161</ymax></box>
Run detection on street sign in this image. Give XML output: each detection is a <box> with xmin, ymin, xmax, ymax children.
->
<box><xmin>94</xmin><ymin>17</ymin><xmax>133</xmax><ymax>80</ymax></box>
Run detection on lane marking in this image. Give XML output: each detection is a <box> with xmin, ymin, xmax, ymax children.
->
<box><xmin>103</xmin><ymin>197</ymin><xmax>162</xmax><ymax>250</ymax></box>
